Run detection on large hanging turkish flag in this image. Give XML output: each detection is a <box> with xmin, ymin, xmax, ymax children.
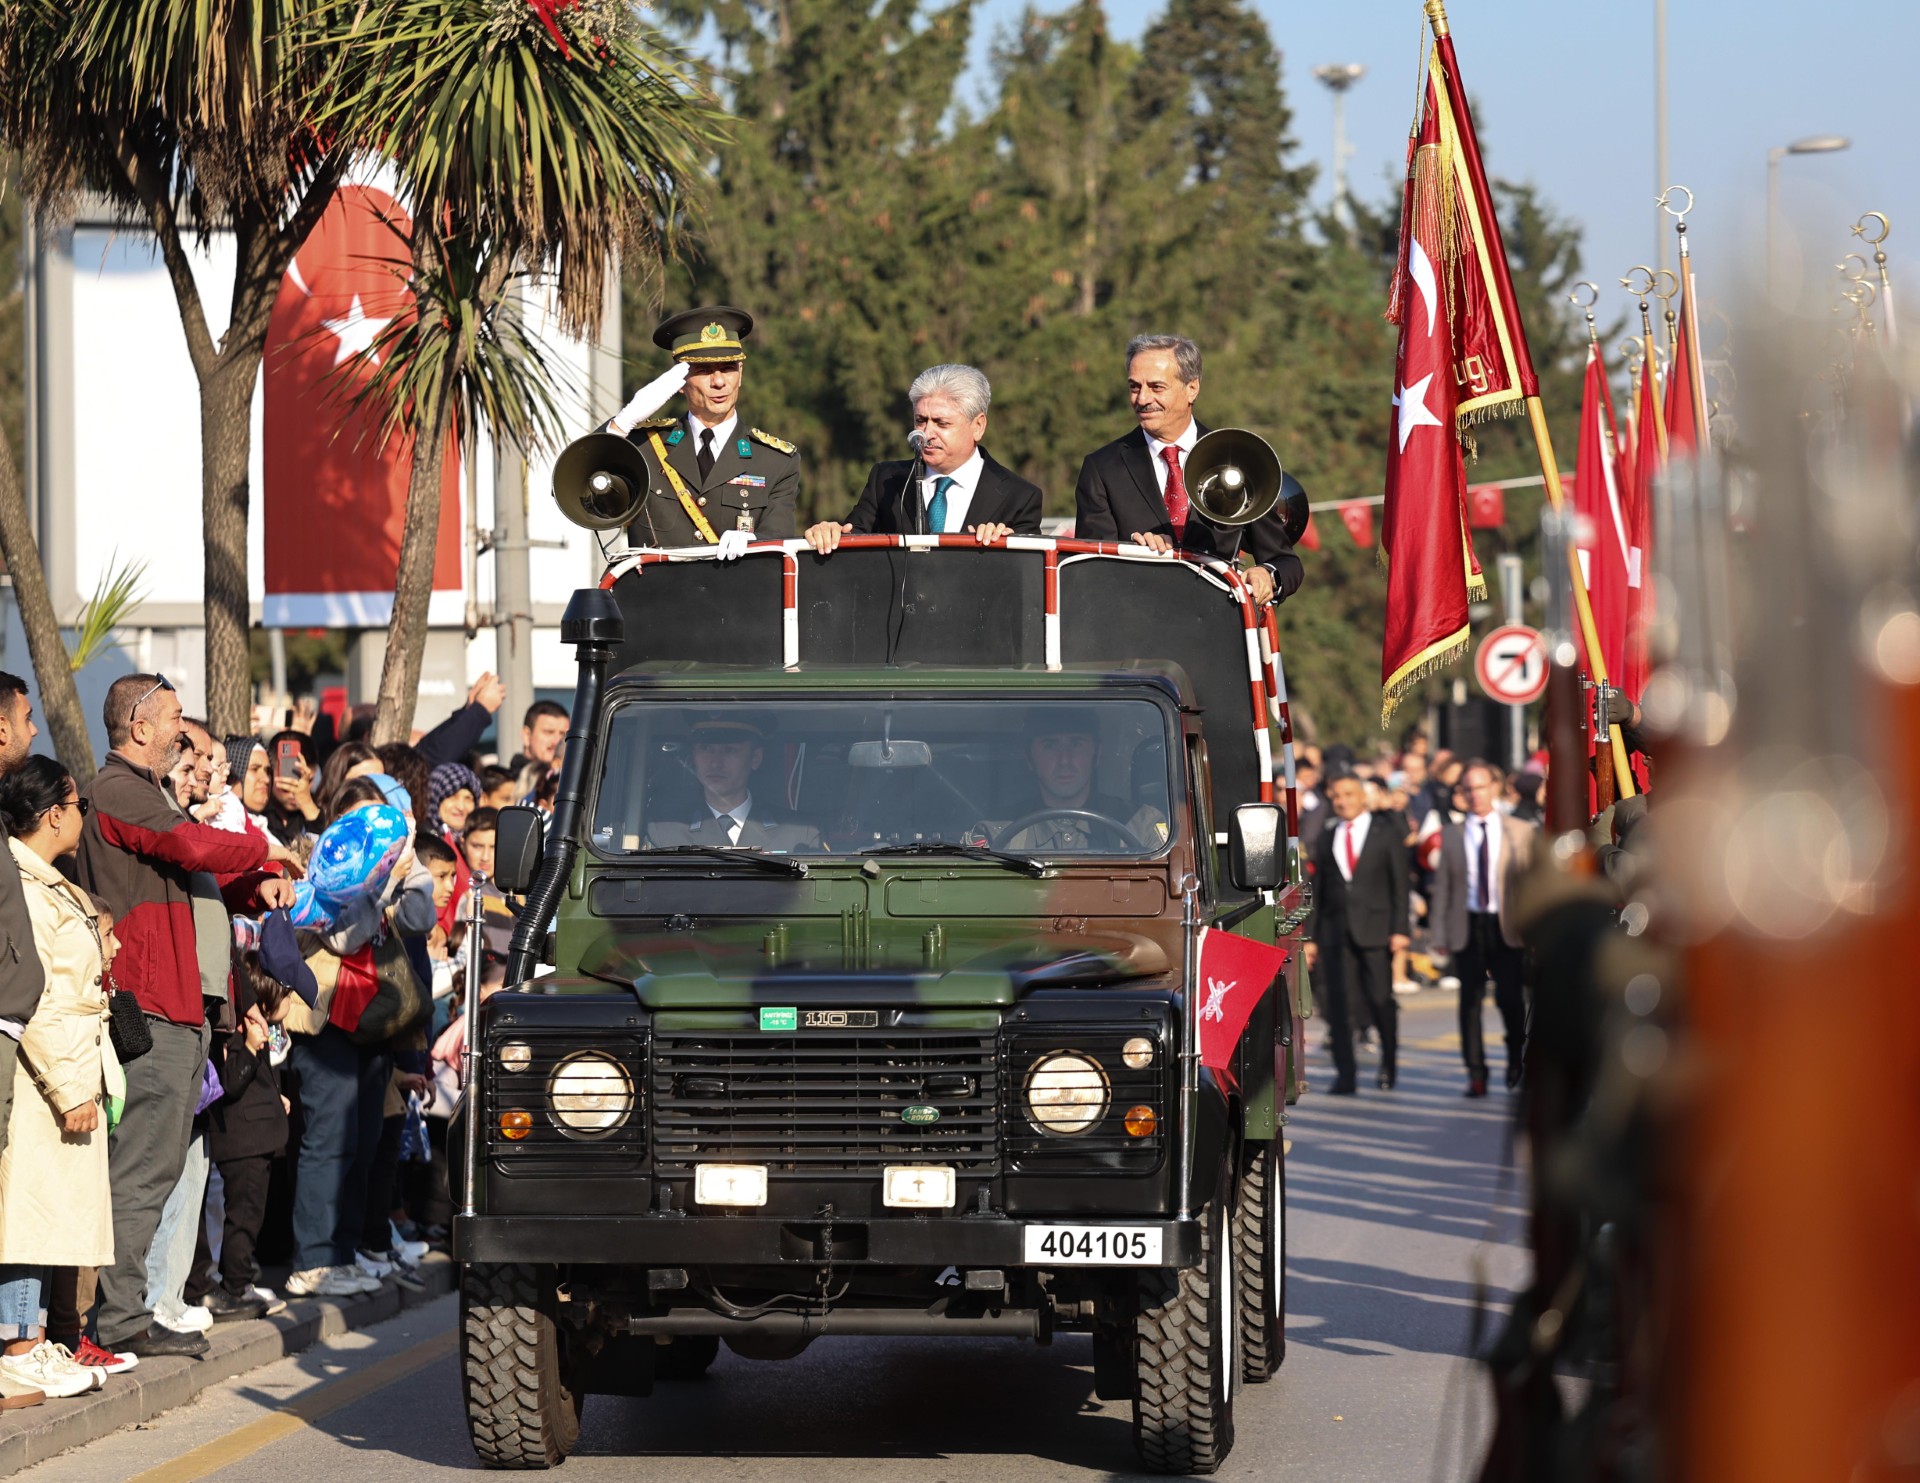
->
<box><xmin>262</xmin><ymin>185</ymin><xmax>462</xmax><ymax>627</ymax></box>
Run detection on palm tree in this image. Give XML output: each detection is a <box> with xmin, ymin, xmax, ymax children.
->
<box><xmin>316</xmin><ymin>0</ymin><xmax>719</xmax><ymax>744</ymax></box>
<box><xmin>0</xmin><ymin>0</ymin><xmax>349</xmax><ymax>736</ymax></box>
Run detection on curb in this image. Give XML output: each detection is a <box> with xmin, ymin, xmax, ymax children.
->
<box><xmin>0</xmin><ymin>1254</ymin><xmax>456</xmax><ymax>1477</ymax></box>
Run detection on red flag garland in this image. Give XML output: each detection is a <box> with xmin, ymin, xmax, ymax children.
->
<box><xmin>1340</xmin><ymin>502</ymin><xmax>1376</xmax><ymax>547</ymax></box>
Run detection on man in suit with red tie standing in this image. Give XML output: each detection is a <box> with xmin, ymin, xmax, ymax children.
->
<box><xmin>1304</xmin><ymin>774</ymin><xmax>1410</xmax><ymax>1094</ymax></box>
<box><xmin>1429</xmin><ymin>759</ymin><xmax>1537</xmax><ymax>1097</ymax></box>
<box><xmin>1071</xmin><ymin>334</ymin><xmax>1305</xmax><ymax>605</ymax></box>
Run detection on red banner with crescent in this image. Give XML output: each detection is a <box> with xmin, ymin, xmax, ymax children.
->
<box><xmin>262</xmin><ymin>184</ymin><xmax>462</xmax><ymax>627</ymax></box>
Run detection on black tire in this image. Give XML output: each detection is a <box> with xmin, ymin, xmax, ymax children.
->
<box><xmin>1233</xmin><ymin>1137</ymin><xmax>1285</xmax><ymax>1382</ymax></box>
<box><xmin>460</xmin><ymin>1262</ymin><xmax>583</xmax><ymax>1469</ymax></box>
<box><xmin>656</xmin><ymin>1334</ymin><xmax>720</xmax><ymax>1381</ymax></box>
<box><xmin>1132</xmin><ymin>1169</ymin><xmax>1236</xmax><ymax>1474</ymax></box>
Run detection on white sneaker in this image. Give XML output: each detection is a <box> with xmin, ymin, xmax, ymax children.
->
<box><xmin>250</xmin><ymin>1286</ymin><xmax>287</xmax><ymax>1316</ymax></box>
<box><xmin>336</xmin><ymin>1265</ymin><xmax>384</xmax><ymax>1295</ymax></box>
<box><xmin>155</xmin><ymin>1301</ymin><xmax>213</xmax><ymax>1334</ymax></box>
<box><xmin>352</xmin><ymin>1251</ymin><xmax>393</xmax><ymax>1281</ymax></box>
<box><xmin>389</xmin><ymin>1224</ymin><xmax>430</xmax><ymax>1265</ymax></box>
<box><xmin>1</xmin><ymin>1342</ymin><xmax>97</xmax><ymax>1399</ymax></box>
<box><xmin>286</xmin><ymin>1265</ymin><xmax>357</xmax><ymax>1298</ymax></box>
<box><xmin>48</xmin><ymin>1344</ymin><xmax>107</xmax><ymax>1389</ymax></box>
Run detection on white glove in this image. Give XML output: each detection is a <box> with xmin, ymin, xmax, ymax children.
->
<box><xmin>609</xmin><ymin>361</ymin><xmax>690</xmax><ymax>434</ymax></box>
<box><xmin>715</xmin><ymin>528</ymin><xmax>753</xmax><ymax>561</ymax></box>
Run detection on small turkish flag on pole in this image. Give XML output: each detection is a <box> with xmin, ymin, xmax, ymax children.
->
<box><xmin>1297</xmin><ymin>510</ymin><xmax>1321</xmax><ymax>552</ymax></box>
<box><xmin>1195</xmin><ymin>929</ymin><xmax>1290</xmax><ymax>1072</ymax></box>
<box><xmin>1339</xmin><ymin>502</ymin><xmax>1375</xmax><ymax>547</ymax></box>
<box><xmin>1467</xmin><ymin>484</ymin><xmax>1505</xmax><ymax>529</ymax></box>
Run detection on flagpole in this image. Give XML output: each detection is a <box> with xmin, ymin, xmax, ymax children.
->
<box><xmin>1423</xmin><ymin>0</ymin><xmax>1636</xmax><ymax>796</ymax></box>
<box><xmin>1853</xmin><ymin>212</ymin><xmax>1896</xmax><ymax>347</ymax></box>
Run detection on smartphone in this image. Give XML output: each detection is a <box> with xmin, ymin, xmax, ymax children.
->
<box><xmin>275</xmin><ymin>739</ymin><xmax>303</xmax><ymax>780</ymax></box>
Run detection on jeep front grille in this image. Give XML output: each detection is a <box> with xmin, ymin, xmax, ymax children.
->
<box><xmin>650</xmin><ymin>1031</ymin><xmax>1000</xmax><ymax>1175</ymax></box>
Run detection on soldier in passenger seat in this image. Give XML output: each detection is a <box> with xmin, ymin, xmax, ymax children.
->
<box><xmin>644</xmin><ymin>716</ymin><xmax>821</xmax><ymax>852</ymax></box>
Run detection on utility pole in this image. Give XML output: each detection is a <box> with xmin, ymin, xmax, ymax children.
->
<box><xmin>1312</xmin><ymin>64</ymin><xmax>1366</xmax><ymax>238</ymax></box>
<box><xmin>492</xmin><ymin>285</ymin><xmax>535</xmax><ymax>752</ymax></box>
<box><xmin>1655</xmin><ymin>0</ymin><xmax>1669</xmax><ymax>276</ymax></box>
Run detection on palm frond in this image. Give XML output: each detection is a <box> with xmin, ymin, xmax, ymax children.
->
<box><xmin>66</xmin><ymin>554</ymin><xmax>149</xmax><ymax>673</ymax></box>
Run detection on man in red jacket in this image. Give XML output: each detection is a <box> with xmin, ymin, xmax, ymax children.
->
<box><xmin>77</xmin><ymin>675</ymin><xmax>292</xmax><ymax>1359</ymax></box>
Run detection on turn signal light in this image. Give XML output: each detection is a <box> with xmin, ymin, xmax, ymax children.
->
<box><xmin>499</xmin><ymin>1110</ymin><xmax>533</xmax><ymax>1141</ymax></box>
<box><xmin>1124</xmin><ymin>1105</ymin><xmax>1157</xmax><ymax>1138</ymax></box>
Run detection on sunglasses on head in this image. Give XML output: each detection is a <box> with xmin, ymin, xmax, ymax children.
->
<box><xmin>128</xmin><ymin>674</ymin><xmax>175</xmax><ymax>725</ymax></box>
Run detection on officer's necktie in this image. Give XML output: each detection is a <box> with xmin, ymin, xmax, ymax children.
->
<box><xmin>697</xmin><ymin>428</ymin><xmax>716</xmax><ymax>479</ymax></box>
<box><xmin>1160</xmin><ymin>444</ymin><xmax>1190</xmax><ymax>545</ymax></box>
<box><xmin>929</xmin><ymin>475</ymin><xmax>955</xmax><ymax>534</ymax></box>
<box><xmin>719</xmin><ymin>813</ymin><xmax>741</xmax><ymax>845</ymax></box>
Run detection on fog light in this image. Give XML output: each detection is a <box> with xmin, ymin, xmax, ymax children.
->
<box><xmin>499</xmin><ymin>1110</ymin><xmax>533</xmax><ymax>1141</ymax></box>
<box><xmin>498</xmin><ymin>1041</ymin><xmax>533</xmax><ymax>1072</ymax></box>
<box><xmin>1121</xmin><ymin>1036</ymin><xmax>1155</xmax><ymax>1069</ymax></box>
<box><xmin>1124</xmin><ymin>1105</ymin><xmax>1157</xmax><ymax>1138</ymax></box>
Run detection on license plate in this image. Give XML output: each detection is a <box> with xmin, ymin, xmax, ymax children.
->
<box><xmin>1023</xmin><ymin>1224</ymin><xmax>1163</xmax><ymax>1265</ymax></box>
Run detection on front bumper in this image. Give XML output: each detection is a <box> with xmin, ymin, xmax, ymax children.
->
<box><xmin>454</xmin><ymin>1212</ymin><xmax>1203</xmax><ymax>1269</ymax></box>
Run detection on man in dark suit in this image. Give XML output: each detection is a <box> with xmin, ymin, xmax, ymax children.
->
<box><xmin>1428</xmin><ymin>759</ymin><xmax>1536</xmax><ymax>1096</ymax></box>
<box><xmin>1073</xmin><ymin>334</ymin><xmax>1305</xmax><ymax>605</ymax></box>
<box><xmin>600</xmin><ymin>305</ymin><xmax>803</xmax><ymax>548</ymax></box>
<box><xmin>645</xmin><ymin>716</ymin><xmax>820</xmax><ymax>852</ymax></box>
<box><xmin>1304</xmin><ymin>774</ymin><xmax>1410</xmax><ymax>1094</ymax></box>
<box><xmin>804</xmin><ymin>364</ymin><xmax>1042</xmax><ymax>552</ymax></box>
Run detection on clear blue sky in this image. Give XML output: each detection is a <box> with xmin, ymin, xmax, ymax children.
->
<box><xmin>967</xmin><ymin>0</ymin><xmax>1919</xmax><ymax>334</ymax></box>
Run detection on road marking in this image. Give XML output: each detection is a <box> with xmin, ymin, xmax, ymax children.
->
<box><xmin>123</xmin><ymin>1328</ymin><xmax>456</xmax><ymax>1483</ymax></box>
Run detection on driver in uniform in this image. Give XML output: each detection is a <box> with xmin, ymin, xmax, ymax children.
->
<box><xmin>972</xmin><ymin>709</ymin><xmax>1167</xmax><ymax>853</ymax></box>
<box><xmin>646</xmin><ymin>716</ymin><xmax>821</xmax><ymax>852</ymax></box>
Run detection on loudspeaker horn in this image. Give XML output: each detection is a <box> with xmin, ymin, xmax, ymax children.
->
<box><xmin>1184</xmin><ymin>427</ymin><xmax>1282</xmax><ymax>528</ymax></box>
<box><xmin>552</xmin><ymin>432</ymin><xmax>653</xmax><ymax>531</ymax></box>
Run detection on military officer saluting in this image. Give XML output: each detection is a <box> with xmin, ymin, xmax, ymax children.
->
<box><xmin>601</xmin><ymin>306</ymin><xmax>801</xmax><ymax>550</ymax></box>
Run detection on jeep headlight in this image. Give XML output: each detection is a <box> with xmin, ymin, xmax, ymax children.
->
<box><xmin>549</xmin><ymin>1053</ymin><xmax>634</xmax><ymax>1137</ymax></box>
<box><xmin>1024</xmin><ymin>1051</ymin><xmax>1109</xmax><ymax>1136</ymax></box>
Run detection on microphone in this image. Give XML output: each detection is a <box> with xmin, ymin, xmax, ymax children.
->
<box><xmin>907</xmin><ymin>430</ymin><xmax>928</xmax><ymax>454</ymax></box>
<box><xmin>905</xmin><ymin>430</ymin><xmax>928</xmax><ymax>533</ymax></box>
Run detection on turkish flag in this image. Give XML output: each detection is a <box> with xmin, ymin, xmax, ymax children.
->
<box><xmin>1196</xmin><ymin>928</ymin><xmax>1290</xmax><ymax>1072</ymax></box>
<box><xmin>1573</xmin><ymin>342</ymin><xmax>1632</xmax><ymax>683</ymax></box>
<box><xmin>1379</xmin><ymin>116</ymin><xmax>1471</xmax><ymax>721</ymax></box>
<box><xmin>1467</xmin><ymin>484</ymin><xmax>1504</xmax><ymax>529</ymax></box>
<box><xmin>1621</xmin><ymin>354</ymin><xmax>1663</xmax><ymax>701</ymax></box>
<box><xmin>1339</xmin><ymin>502</ymin><xmax>1374</xmax><ymax>547</ymax></box>
<box><xmin>262</xmin><ymin>184</ymin><xmax>462</xmax><ymax>627</ymax></box>
<box><xmin>1296</xmin><ymin>509</ymin><xmax>1321</xmax><ymax>552</ymax></box>
<box><xmin>1665</xmin><ymin>269</ymin><xmax>1709</xmax><ymax>456</ymax></box>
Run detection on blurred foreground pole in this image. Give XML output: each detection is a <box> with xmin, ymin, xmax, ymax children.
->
<box><xmin>1655</xmin><ymin>320</ymin><xmax>1920</xmax><ymax>1481</ymax></box>
<box><xmin>494</xmin><ymin>446</ymin><xmax>534</xmax><ymax>750</ymax></box>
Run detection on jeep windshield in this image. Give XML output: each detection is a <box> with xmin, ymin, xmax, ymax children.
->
<box><xmin>588</xmin><ymin>697</ymin><xmax>1176</xmax><ymax>860</ymax></box>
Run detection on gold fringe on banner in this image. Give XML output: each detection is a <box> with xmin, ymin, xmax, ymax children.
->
<box><xmin>1381</xmin><ymin>626</ymin><xmax>1470</xmax><ymax>727</ymax></box>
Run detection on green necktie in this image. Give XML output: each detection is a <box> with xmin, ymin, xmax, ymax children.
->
<box><xmin>929</xmin><ymin>475</ymin><xmax>955</xmax><ymax>534</ymax></box>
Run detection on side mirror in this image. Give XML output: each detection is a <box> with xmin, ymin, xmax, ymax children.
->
<box><xmin>494</xmin><ymin>806</ymin><xmax>547</xmax><ymax>894</ymax></box>
<box><xmin>1229</xmin><ymin>803</ymin><xmax>1283</xmax><ymax>891</ymax></box>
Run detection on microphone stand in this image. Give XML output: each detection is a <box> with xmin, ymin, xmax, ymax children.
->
<box><xmin>903</xmin><ymin>433</ymin><xmax>928</xmax><ymax>535</ymax></box>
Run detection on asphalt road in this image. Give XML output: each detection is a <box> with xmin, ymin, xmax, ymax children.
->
<box><xmin>16</xmin><ymin>993</ymin><xmax>1528</xmax><ymax>1483</ymax></box>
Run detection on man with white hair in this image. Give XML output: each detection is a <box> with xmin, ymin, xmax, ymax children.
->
<box><xmin>805</xmin><ymin>363</ymin><xmax>1043</xmax><ymax>552</ymax></box>
<box><xmin>1074</xmin><ymin>333</ymin><xmax>1305</xmax><ymax>604</ymax></box>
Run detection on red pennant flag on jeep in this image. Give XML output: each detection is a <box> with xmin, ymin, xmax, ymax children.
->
<box><xmin>1195</xmin><ymin>928</ymin><xmax>1289</xmax><ymax>1072</ymax></box>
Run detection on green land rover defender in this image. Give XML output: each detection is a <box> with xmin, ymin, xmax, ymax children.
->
<box><xmin>455</xmin><ymin>539</ymin><xmax>1311</xmax><ymax>1474</ymax></box>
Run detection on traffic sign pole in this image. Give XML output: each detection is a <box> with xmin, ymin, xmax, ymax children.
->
<box><xmin>1499</xmin><ymin>554</ymin><xmax>1524</xmax><ymax>771</ymax></box>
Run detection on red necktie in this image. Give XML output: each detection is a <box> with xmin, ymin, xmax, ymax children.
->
<box><xmin>1161</xmin><ymin>444</ymin><xmax>1190</xmax><ymax>545</ymax></box>
<box><xmin>1343</xmin><ymin>823</ymin><xmax>1358</xmax><ymax>877</ymax></box>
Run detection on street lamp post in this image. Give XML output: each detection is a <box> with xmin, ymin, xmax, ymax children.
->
<box><xmin>1312</xmin><ymin>64</ymin><xmax>1366</xmax><ymax>238</ymax></box>
<box><xmin>1766</xmin><ymin>134</ymin><xmax>1851</xmax><ymax>296</ymax></box>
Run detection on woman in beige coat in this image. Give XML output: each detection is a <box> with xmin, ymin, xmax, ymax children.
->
<box><xmin>0</xmin><ymin>757</ymin><xmax>123</xmax><ymax>1400</ymax></box>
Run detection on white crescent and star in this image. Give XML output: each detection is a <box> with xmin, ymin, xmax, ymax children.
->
<box><xmin>1392</xmin><ymin>235</ymin><xmax>1446</xmax><ymax>453</ymax></box>
<box><xmin>319</xmin><ymin>294</ymin><xmax>393</xmax><ymax>368</ymax></box>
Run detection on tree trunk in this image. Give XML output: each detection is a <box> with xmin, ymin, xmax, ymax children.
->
<box><xmin>200</xmin><ymin>348</ymin><xmax>263</xmax><ymax>736</ymax></box>
<box><xmin>370</xmin><ymin>378</ymin><xmax>459</xmax><ymax>747</ymax></box>
<box><xmin>0</xmin><ymin>425</ymin><xmax>98</xmax><ymax>783</ymax></box>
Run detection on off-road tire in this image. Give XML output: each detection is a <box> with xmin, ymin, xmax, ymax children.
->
<box><xmin>461</xmin><ymin>1262</ymin><xmax>582</xmax><ymax>1468</ymax></box>
<box><xmin>1232</xmin><ymin>1136</ymin><xmax>1285</xmax><ymax>1382</ymax></box>
<box><xmin>1132</xmin><ymin>1170</ymin><xmax>1236</xmax><ymax>1474</ymax></box>
<box><xmin>656</xmin><ymin>1334</ymin><xmax>720</xmax><ymax>1380</ymax></box>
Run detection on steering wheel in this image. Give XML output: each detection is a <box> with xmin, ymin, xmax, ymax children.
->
<box><xmin>991</xmin><ymin>808</ymin><xmax>1142</xmax><ymax>852</ymax></box>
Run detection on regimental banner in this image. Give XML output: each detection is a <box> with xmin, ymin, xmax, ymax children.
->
<box><xmin>262</xmin><ymin>184</ymin><xmax>463</xmax><ymax>627</ymax></box>
<box><xmin>1195</xmin><ymin>928</ymin><xmax>1290</xmax><ymax>1073</ymax></box>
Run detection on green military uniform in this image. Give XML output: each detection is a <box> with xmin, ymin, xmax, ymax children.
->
<box><xmin>606</xmin><ymin>305</ymin><xmax>802</xmax><ymax>548</ymax></box>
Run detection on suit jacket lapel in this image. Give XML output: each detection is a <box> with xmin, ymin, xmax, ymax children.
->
<box><xmin>970</xmin><ymin>455</ymin><xmax>1013</xmax><ymax>525</ymax></box>
<box><xmin>1118</xmin><ymin>430</ymin><xmax>1168</xmax><ymax>524</ymax></box>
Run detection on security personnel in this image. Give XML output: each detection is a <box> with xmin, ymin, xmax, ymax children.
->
<box><xmin>602</xmin><ymin>306</ymin><xmax>802</xmax><ymax>548</ymax></box>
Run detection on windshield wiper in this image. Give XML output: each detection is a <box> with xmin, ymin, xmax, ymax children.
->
<box><xmin>641</xmin><ymin>846</ymin><xmax>809</xmax><ymax>877</ymax></box>
<box><xmin>861</xmin><ymin>842</ymin><xmax>1050</xmax><ymax>878</ymax></box>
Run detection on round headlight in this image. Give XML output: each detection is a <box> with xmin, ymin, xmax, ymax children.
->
<box><xmin>549</xmin><ymin>1053</ymin><xmax>634</xmax><ymax>1136</ymax></box>
<box><xmin>498</xmin><ymin>1041</ymin><xmax>533</xmax><ymax>1073</ymax></box>
<box><xmin>1122</xmin><ymin>1036</ymin><xmax>1156</xmax><ymax>1070</ymax></box>
<box><xmin>1025</xmin><ymin>1051</ymin><xmax>1110</xmax><ymax>1136</ymax></box>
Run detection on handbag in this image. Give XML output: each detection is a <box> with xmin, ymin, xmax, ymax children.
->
<box><xmin>330</xmin><ymin>929</ymin><xmax>430</xmax><ymax>1045</ymax></box>
<box><xmin>76</xmin><ymin>908</ymin><xmax>151</xmax><ymax>1065</ymax></box>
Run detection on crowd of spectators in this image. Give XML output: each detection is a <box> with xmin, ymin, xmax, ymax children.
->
<box><xmin>0</xmin><ymin>670</ymin><xmax>563</xmax><ymax>1408</ymax></box>
<box><xmin>1296</xmin><ymin>727</ymin><xmax>1545</xmax><ymax>1099</ymax></box>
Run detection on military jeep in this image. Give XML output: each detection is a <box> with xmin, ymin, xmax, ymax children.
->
<box><xmin>455</xmin><ymin>538</ymin><xmax>1311</xmax><ymax>1474</ymax></box>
